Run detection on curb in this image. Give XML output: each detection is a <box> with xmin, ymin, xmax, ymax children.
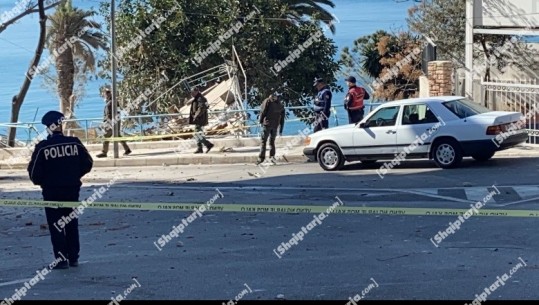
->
<box><xmin>1</xmin><ymin>150</ymin><xmax>537</xmax><ymax>170</ymax></box>
<box><xmin>0</xmin><ymin>136</ymin><xmax>305</xmax><ymax>158</ymax></box>
<box><xmin>0</xmin><ymin>153</ymin><xmax>308</xmax><ymax>169</ymax></box>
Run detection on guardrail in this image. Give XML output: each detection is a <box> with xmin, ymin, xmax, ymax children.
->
<box><xmin>0</xmin><ymin>103</ymin><xmax>382</xmax><ymax>146</ymax></box>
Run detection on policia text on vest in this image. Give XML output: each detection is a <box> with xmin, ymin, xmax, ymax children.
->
<box><xmin>43</xmin><ymin>144</ymin><xmax>79</xmax><ymax>160</ymax></box>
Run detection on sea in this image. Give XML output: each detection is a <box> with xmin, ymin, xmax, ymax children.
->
<box><xmin>0</xmin><ymin>0</ymin><xmax>413</xmax><ymax>139</ymax></box>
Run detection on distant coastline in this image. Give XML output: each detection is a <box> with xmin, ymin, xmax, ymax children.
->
<box><xmin>0</xmin><ymin>0</ymin><xmax>412</xmax><ymax>138</ymax></box>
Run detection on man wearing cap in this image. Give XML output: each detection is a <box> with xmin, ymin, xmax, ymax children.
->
<box><xmin>344</xmin><ymin>76</ymin><xmax>370</xmax><ymax>124</ymax></box>
<box><xmin>189</xmin><ymin>86</ymin><xmax>214</xmax><ymax>153</ymax></box>
<box><xmin>96</xmin><ymin>88</ymin><xmax>132</xmax><ymax>158</ymax></box>
<box><xmin>313</xmin><ymin>78</ymin><xmax>332</xmax><ymax>132</ymax></box>
<box><xmin>27</xmin><ymin>111</ymin><xmax>93</xmax><ymax>269</ymax></box>
<box><xmin>257</xmin><ymin>91</ymin><xmax>285</xmax><ymax>165</ymax></box>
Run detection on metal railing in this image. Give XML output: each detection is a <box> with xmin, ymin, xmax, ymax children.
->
<box><xmin>481</xmin><ymin>79</ymin><xmax>539</xmax><ymax>144</ymax></box>
<box><xmin>0</xmin><ymin>103</ymin><xmax>382</xmax><ymax>146</ymax></box>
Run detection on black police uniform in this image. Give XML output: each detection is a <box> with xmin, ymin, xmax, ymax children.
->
<box><xmin>313</xmin><ymin>79</ymin><xmax>332</xmax><ymax>133</ymax></box>
<box><xmin>27</xmin><ymin>111</ymin><xmax>93</xmax><ymax>265</ymax></box>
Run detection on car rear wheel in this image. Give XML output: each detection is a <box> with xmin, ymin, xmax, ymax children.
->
<box><xmin>432</xmin><ymin>139</ymin><xmax>463</xmax><ymax>169</ymax></box>
<box><xmin>471</xmin><ymin>151</ymin><xmax>495</xmax><ymax>162</ymax></box>
<box><xmin>317</xmin><ymin>143</ymin><xmax>345</xmax><ymax>171</ymax></box>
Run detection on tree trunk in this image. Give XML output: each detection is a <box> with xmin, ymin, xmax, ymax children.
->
<box><xmin>7</xmin><ymin>0</ymin><xmax>47</xmax><ymax>147</ymax></box>
<box><xmin>0</xmin><ymin>1</ymin><xmax>61</xmax><ymax>35</ymax></box>
<box><xmin>480</xmin><ymin>36</ymin><xmax>491</xmax><ymax>107</ymax></box>
<box><xmin>55</xmin><ymin>42</ymin><xmax>78</xmax><ymax>132</ymax></box>
<box><xmin>55</xmin><ymin>45</ymin><xmax>75</xmax><ymax>115</ymax></box>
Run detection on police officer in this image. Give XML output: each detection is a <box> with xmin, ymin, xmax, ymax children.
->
<box><xmin>344</xmin><ymin>76</ymin><xmax>370</xmax><ymax>124</ymax></box>
<box><xmin>257</xmin><ymin>91</ymin><xmax>285</xmax><ymax>165</ymax></box>
<box><xmin>313</xmin><ymin>78</ymin><xmax>332</xmax><ymax>132</ymax></box>
<box><xmin>27</xmin><ymin>111</ymin><xmax>93</xmax><ymax>269</ymax></box>
<box><xmin>189</xmin><ymin>86</ymin><xmax>214</xmax><ymax>154</ymax></box>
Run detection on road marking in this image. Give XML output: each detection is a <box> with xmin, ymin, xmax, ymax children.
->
<box><xmin>490</xmin><ymin>196</ymin><xmax>539</xmax><ymax>207</ymax></box>
<box><xmin>108</xmin><ymin>185</ymin><xmax>475</xmax><ymax>203</ymax></box>
<box><xmin>438</xmin><ymin>188</ymin><xmax>467</xmax><ymax>200</ymax></box>
<box><xmin>0</xmin><ymin>278</ymin><xmax>33</xmax><ymax>287</ymax></box>
<box><xmin>0</xmin><ymin>199</ymin><xmax>538</xmax><ymax>217</ymax></box>
<box><xmin>3</xmin><ymin>185</ymin><xmax>538</xmax><ymax>208</ymax></box>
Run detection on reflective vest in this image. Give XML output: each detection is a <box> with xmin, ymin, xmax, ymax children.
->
<box><xmin>345</xmin><ymin>86</ymin><xmax>365</xmax><ymax>110</ymax></box>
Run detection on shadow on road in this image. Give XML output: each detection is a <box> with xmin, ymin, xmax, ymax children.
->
<box><xmin>340</xmin><ymin>156</ymin><xmax>539</xmax><ymax>171</ymax></box>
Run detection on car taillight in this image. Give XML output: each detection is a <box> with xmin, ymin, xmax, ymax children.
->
<box><xmin>486</xmin><ymin>125</ymin><xmax>503</xmax><ymax>135</ymax></box>
<box><xmin>487</xmin><ymin>121</ymin><xmax>525</xmax><ymax>135</ymax></box>
<box><xmin>304</xmin><ymin>137</ymin><xmax>311</xmax><ymax>146</ymax></box>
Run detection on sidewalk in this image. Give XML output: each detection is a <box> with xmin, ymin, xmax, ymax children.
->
<box><xmin>1</xmin><ymin>136</ymin><xmax>538</xmax><ymax>169</ymax></box>
<box><xmin>0</xmin><ymin>136</ymin><xmax>307</xmax><ymax>169</ymax></box>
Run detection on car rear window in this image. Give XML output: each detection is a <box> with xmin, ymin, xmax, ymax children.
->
<box><xmin>442</xmin><ymin>98</ymin><xmax>490</xmax><ymax>119</ymax></box>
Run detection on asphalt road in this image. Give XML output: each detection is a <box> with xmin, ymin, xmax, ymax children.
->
<box><xmin>1</xmin><ymin>156</ymin><xmax>538</xmax><ymax>300</ymax></box>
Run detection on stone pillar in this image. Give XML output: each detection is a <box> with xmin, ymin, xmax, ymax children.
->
<box><xmin>418</xmin><ymin>76</ymin><xmax>430</xmax><ymax>98</ymax></box>
<box><xmin>428</xmin><ymin>61</ymin><xmax>453</xmax><ymax>96</ymax></box>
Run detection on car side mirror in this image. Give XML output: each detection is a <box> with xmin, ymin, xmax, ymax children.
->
<box><xmin>359</xmin><ymin>122</ymin><xmax>366</xmax><ymax>128</ymax></box>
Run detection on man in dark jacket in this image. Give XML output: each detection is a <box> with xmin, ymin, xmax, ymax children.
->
<box><xmin>257</xmin><ymin>92</ymin><xmax>285</xmax><ymax>165</ymax></box>
<box><xmin>189</xmin><ymin>87</ymin><xmax>214</xmax><ymax>154</ymax></box>
<box><xmin>344</xmin><ymin>76</ymin><xmax>369</xmax><ymax>124</ymax></box>
<box><xmin>313</xmin><ymin>78</ymin><xmax>332</xmax><ymax>132</ymax></box>
<box><xmin>96</xmin><ymin>88</ymin><xmax>132</xmax><ymax>158</ymax></box>
<box><xmin>27</xmin><ymin>111</ymin><xmax>93</xmax><ymax>269</ymax></box>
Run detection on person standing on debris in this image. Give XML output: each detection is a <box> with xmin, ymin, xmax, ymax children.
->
<box><xmin>96</xmin><ymin>88</ymin><xmax>132</xmax><ymax>158</ymax></box>
<box><xmin>344</xmin><ymin>76</ymin><xmax>370</xmax><ymax>124</ymax></box>
<box><xmin>257</xmin><ymin>92</ymin><xmax>285</xmax><ymax>165</ymax></box>
<box><xmin>313</xmin><ymin>78</ymin><xmax>332</xmax><ymax>132</ymax></box>
<box><xmin>189</xmin><ymin>86</ymin><xmax>214</xmax><ymax>154</ymax></box>
<box><xmin>27</xmin><ymin>111</ymin><xmax>93</xmax><ymax>269</ymax></box>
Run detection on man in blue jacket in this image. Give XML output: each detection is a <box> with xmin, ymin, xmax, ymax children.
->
<box><xmin>313</xmin><ymin>78</ymin><xmax>332</xmax><ymax>132</ymax></box>
<box><xmin>27</xmin><ymin>111</ymin><xmax>93</xmax><ymax>269</ymax></box>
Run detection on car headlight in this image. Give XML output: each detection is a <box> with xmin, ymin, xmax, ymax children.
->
<box><xmin>304</xmin><ymin>136</ymin><xmax>311</xmax><ymax>146</ymax></box>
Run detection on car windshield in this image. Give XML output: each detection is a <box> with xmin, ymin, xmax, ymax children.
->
<box><xmin>442</xmin><ymin>98</ymin><xmax>491</xmax><ymax>119</ymax></box>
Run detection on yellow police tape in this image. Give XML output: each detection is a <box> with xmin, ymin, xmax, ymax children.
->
<box><xmin>1</xmin><ymin>199</ymin><xmax>539</xmax><ymax>217</ymax></box>
<box><xmin>102</xmin><ymin>117</ymin><xmax>313</xmax><ymax>142</ymax></box>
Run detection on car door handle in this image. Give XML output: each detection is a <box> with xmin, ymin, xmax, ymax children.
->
<box><xmin>386</xmin><ymin>130</ymin><xmax>396</xmax><ymax>134</ymax></box>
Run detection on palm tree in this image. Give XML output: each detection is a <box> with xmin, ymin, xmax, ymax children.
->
<box><xmin>282</xmin><ymin>0</ymin><xmax>337</xmax><ymax>34</ymax></box>
<box><xmin>357</xmin><ymin>30</ymin><xmax>392</xmax><ymax>79</ymax></box>
<box><xmin>46</xmin><ymin>0</ymin><xmax>107</xmax><ymax>117</ymax></box>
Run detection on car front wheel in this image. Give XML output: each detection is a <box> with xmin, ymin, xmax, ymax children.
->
<box><xmin>317</xmin><ymin>143</ymin><xmax>345</xmax><ymax>171</ymax></box>
<box><xmin>432</xmin><ymin>139</ymin><xmax>463</xmax><ymax>169</ymax></box>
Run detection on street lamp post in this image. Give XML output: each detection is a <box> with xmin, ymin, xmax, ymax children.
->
<box><xmin>111</xmin><ymin>0</ymin><xmax>119</xmax><ymax>158</ymax></box>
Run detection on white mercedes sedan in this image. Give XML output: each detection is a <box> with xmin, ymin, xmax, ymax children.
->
<box><xmin>303</xmin><ymin>96</ymin><xmax>528</xmax><ymax>171</ymax></box>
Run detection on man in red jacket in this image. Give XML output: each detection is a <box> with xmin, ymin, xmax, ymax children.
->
<box><xmin>344</xmin><ymin>76</ymin><xmax>370</xmax><ymax>124</ymax></box>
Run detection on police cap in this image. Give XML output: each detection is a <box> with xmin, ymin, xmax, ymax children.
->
<box><xmin>313</xmin><ymin>77</ymin><xmax>325</xmax><ymax>87</ymax></box>
<box><xmin>41</xmin><ymin>111</ymin><xmax>64</xmax><ymax>127</ymax></box>
<box><xmin>345</xmin><ymin>76</ymin><xmax>356</xmax><ymax>83</ymax></box>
